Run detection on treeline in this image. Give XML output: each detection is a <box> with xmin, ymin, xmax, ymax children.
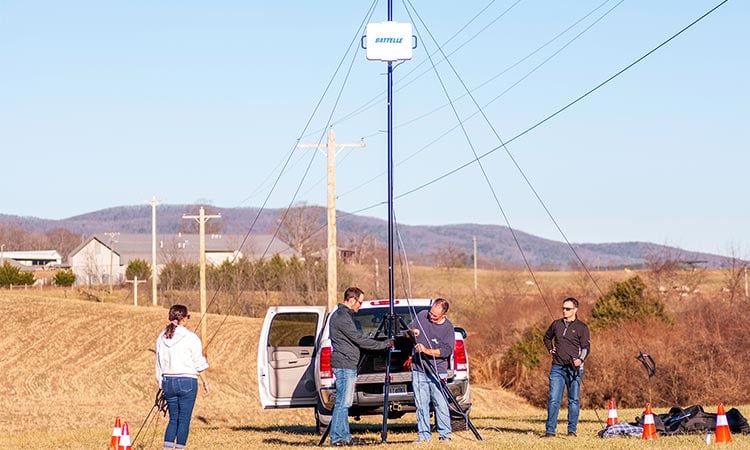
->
<box><xmin>0</xmin><ymin>225</ymin><xmax>81</xmax><ymax>259</ymax></box>
<box><xmin>139</xmin><ymin>254</ymin><xmax>326</xmax><ymax>299</ymax></box>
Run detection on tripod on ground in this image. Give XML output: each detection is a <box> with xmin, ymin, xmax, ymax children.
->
<box><xmin>407</xmin><ymin>330</ymin><xmax>483</xmax><ymax>441</ymax></box>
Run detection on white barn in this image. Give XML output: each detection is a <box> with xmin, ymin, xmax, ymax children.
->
<box><xmin>68</xmin><ymin>237</ymin><xmax>123</xmax><ymax>286</ymax></box>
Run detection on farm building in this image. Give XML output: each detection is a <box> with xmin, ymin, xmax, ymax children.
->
<box><xmin>0</xmin><ymin>250</ymin><xmax>62</xmax><ymax>267</ymax></box>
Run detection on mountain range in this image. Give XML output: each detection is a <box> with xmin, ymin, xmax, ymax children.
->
<box><xmin>0</xmin><ymin>205</ymin><xmax>736</xmax><ymax>269</ymax></box>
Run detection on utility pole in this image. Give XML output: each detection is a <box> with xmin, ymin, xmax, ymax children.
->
<box><xmin>298</xmin><ymin>126</ymin><xmax>365</xmax><ymax>311</ymax></box>
<box><xmin>145</xmin><ymin>196</ymin><xmax>163</xmax><ymax>306</ymax></box>
<box><xmin>104</xmin><ymin>232</ymin><xmax>119</xmax><ymax>294</ymax></box>
<box><xmin>473</xmin><ymin>236</ymin><xmax>478</xmax><ymax>294</ymax></box>
<box><xmin>126</xmin><ymin>276</ymin><xmax>147</xmax><ymax>307</ymax></box>
<box><xmin>182</xmin><ymin>207</ymin><xmax>220</xmax><ymax>342</ymax></box>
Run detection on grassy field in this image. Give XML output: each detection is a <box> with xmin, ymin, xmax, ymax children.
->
<box><xmin>1</xmin><ymin>284</ymin><xmax>746</xmax><ymax>449</ymax></box>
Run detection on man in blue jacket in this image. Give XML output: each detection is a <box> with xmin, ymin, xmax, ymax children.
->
<box><xmin>329</xmin><ymin>287</ymin><xmax>393</xmax><ymax>447</ymax></box>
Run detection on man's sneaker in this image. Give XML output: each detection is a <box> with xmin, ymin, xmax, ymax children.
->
<box><xmin>438</xmin><ymin>436</ymin><xmax>451</xmax><ymax>442</ymax></box>
<box><xmin>567</xmin><ymin>432</ymin><xmax>577</xmax><ymax>437</ymax></box>
<box><xmin>332</xmin><ymin>441</ymin><xmax>350</xmax><ymax>447</ymax></box>
<box><xmin>540</xmin><ymin>433</ymin><xmax>555</xmax><ymax>438</ymax></box>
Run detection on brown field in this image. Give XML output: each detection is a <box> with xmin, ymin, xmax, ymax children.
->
<box><xmin>1</xmin><ymin>266</ymin><xmax>747</xmax><ymax>449</ymax></box>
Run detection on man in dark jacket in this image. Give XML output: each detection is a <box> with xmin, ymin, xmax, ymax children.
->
<box><xmin>542</xmin><ymin>297</ymin><xmax>590</xmax><ymax>438</ymax></box>
<box><xmin>329</xmin><ymin>287</ymin><xmax>393</xmax><ymax>447</ymax></box>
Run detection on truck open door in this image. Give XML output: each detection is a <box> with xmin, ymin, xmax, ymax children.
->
<box><xmin>257</xmin><ymin>306</ymin><xmax>327</xmax><ymax>408</ymax></box>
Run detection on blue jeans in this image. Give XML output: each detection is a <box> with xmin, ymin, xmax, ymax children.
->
<box><xmin>413</xmin><ymin>369</ymin><xmax>451</xmax><ymax>441</ymax></box>
<box><xmin>545</xmin><ymin>364</ymin><xmax>584</xmax><ymax>435</ymax></box>
<box><xmin>330</xmin><ymin>368</ymin><xmax>357</xmax><ymax>444</ymax></box>
<box><xmin>162</xmin><ymin>376</ymin><xmax>198</xmax><ymax>448</ymax></box>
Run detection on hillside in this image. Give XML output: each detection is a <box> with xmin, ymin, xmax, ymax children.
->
<box><xmin>0</xmin><ymin>205</ymin><xmax>737</xmax><ymax>269</ymax></box>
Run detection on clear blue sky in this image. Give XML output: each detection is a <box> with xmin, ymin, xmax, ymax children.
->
<box><xmin>1</xmin><ymin>1</ymin><xmax>747</xmax><ymax>257</ymax></box>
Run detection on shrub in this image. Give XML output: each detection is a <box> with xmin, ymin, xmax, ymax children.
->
<box><xmin>503</xmin><ymin>325</ymin><xmax>547</xmax><ymax>371</ymax></box>
<box><xmin>589</xmin><ymin>275</ymin><xmax>668</xmax><ymax>329</ymax></box>
<box><xmin>125</xmin><ymin>258</ymin><xmax>151</xmax><ymax>281</ymax></box>
<box><xmin>54</xmin><ymin>269</ymin><xmax>76</xmax><ymax>287</ymax></box>
<box><xmin>0</xmin><ymin>262</ymin><xmax>35</xmax><ymax>287</ymax></box>
<box><xmin>160</xmin><ymin>260</ymin><xmax>199</xmax><ymax>290</ymax></box>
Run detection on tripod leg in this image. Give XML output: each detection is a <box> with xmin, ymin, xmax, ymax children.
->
<box><xmin>318</xmin><ymin>410</ymin><xmax>332</xmax><ymax>446</ymax></box>
<box><xmin>380</xmin><ymin>346</ymin><xmax>392</xmax><ymax>443</ymax></box>
<box><xmin>424</xmin><ymin>362</ymin><xmax>483</xmax><ymax>441</ymax></box>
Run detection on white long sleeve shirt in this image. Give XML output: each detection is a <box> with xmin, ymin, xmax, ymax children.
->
<box><xmin>155</xmin><ymin>325</ymin><xmax>209</xmax><ymax>387</ymax></box>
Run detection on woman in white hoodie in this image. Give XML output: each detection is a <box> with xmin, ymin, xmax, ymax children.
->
<box><xmin>155</xmin><ymin>305</ymin><xmax>209</xmax><ymax>450</ymax></box>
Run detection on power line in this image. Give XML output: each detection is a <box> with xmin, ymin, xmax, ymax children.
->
<box><xmin>338</xmin><ymin>0</ymin><xmax>623</xmax><ymax>200</ymax></box>
<box><xmin>396</xmin><ymin>0</ymin><xmax>730</xmax><ymax>201</ymax></box>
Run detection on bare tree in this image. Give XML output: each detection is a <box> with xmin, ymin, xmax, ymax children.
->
<box><xmin>46</xmin><ymin>228</ymin><xmax>80</xmax><ymax>260</ymax></box>
<box><xmin>434</xmin><ymin>243</ymin><xmax>471</xmax><ymax>270</ymax></box>
<box><xmin>0</xmin><ymin>225</ymin><xmax>46</xmax><ymax>250</ymax></box>
<box><xmin>275</xmin><ymin>203</ymin><xmax>325</xmax><ymax>258</ymax></box>
<box><xmin>721</xmin><ymin>244</ymin><xmax>748</xmax><ymax>302</ymax></box>
<box><xmin>644</xmin><ymin>248</ymin><xmax>707</xmax><ymax>300</ymax></box>
<box><xmin>82</xmin><ymin>247</ymin><xmax>103</xmax><ymax>286</ymax></box>
<box><xmin>342</xmin><ymin>228</ymin><xmax>378</xmax><ymax>264</ymax></box>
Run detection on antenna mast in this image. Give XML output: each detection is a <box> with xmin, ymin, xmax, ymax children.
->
<box><xmin>364</xmin><ymin>3</ymin><xmax>414</xmax><ymax>442</ymax></box>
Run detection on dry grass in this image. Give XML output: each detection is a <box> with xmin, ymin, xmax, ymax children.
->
<box><xmin>1</xmin><ymin>266</ymin><xmax>747</xmax><ymax>448</ymax></box>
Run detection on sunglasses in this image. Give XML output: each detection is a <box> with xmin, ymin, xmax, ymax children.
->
<box><xmin>562</xmin><ymin>307</ymin><xmax>576</xmax><ymax>311</ymax></box>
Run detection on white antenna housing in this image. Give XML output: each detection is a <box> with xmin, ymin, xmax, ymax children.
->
<box><xmin>365</xmin><ymin>21</ymin><xmax>413</xmax><ymax>61</ymax></box>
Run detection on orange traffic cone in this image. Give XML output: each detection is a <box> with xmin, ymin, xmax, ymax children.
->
<box><xmin>715</xmin><ymin>402</ymin><xmax>733</xmax><ymax>443</ymax></box>
<box><xmin>641</xmin><ymin>403</ymin><xmax>658</xmax><ymax>440</ymax></box>
<box><xmin>607</xmin><ymin>398</ymin><xmax>619</xmax><ymax>426</ymax></box>
<box><xmin>109</xmin><ymin>416</ymin><xmax>122</xmax><ymax>450</ymax></box>
<box><xmin>117</xmin><ymin>422</ymin><xmax>132</xmax><ymax>450</ymax></box>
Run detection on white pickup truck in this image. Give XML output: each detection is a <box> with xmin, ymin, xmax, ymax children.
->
<box><xmin>257</xmin><ymin>298</ymin><xmax>472</xmax><ymax>433</ymax></box>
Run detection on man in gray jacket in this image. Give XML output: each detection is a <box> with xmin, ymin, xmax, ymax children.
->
<box><xmin>408</xmin><ymin>298</ymin><xmax>455</xmax><ymax>442</ymax></box>
<box><xmin>329</xmin><ymin>287</ymin><xmax>393</xmax><ymax>447</ymax></box>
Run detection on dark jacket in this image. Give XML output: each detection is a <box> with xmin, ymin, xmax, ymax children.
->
<box><xmin>543</xmin><ymin>318</ymin><xmax>590</xmax><ymax>367</ymax></box>
<box><xmin>330</xmin><ymin>304</ymin><xmax>389</xmax><ymax>369</ymax></box>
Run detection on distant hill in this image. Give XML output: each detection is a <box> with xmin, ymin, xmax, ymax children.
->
<box><xmin>0</xmin><ymin>205</ymin><xmax>737</xmax><ymax>269</ymax></box>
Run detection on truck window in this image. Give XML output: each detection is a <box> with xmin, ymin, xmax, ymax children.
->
<box><xmin>354</xmin><ymin>306</ymin><xmax>429</xmax><ymax>337</ymax></box>
<box><xmin>268</xmin><ymin>313</ymin><xmax>318</xmax><ymax>347</ymax></box>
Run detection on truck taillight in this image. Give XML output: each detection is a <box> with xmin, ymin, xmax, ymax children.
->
<box><xmin>320</xmin><ymin>346</ymin><xmax>333</xmax><ymax>379</ymax></box>
<box><xmin>454</xmin><ymin>339</ymin><xmax>467</xmax><ymax>371</ymax></box>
